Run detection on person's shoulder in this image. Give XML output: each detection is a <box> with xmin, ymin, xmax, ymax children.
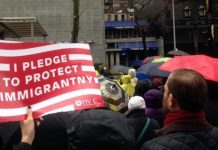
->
<box><xmin>141</xmin><ymin>132</ymin><xmax>195</xmax><ymax>150</ymax></box>
<box><xmin>149</xmin><ymin>118</ymin><xmax>161</xmax><ymax>129</ymax></box>
<box><xmin>208</xmin><ymin>126</ymin><xmax>218</xmax><ymax>138</ymax></box>
<box><xmin>141</xmin><ymin>128</ymin><xmax>218</xmax><ymax>150</ymax></box>
<box><xmin>140</xmin><ymin>134</ymin><xmax>171</xmax><ymax>150</ymax></box>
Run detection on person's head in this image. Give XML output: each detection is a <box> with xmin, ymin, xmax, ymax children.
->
<box><xmin>128</xmin><ymin>68</ymin><xmax>136</xmax><ymax>78</ymax></box>
<box><xmin>128</xmin><ymin>96</ymin><xmax>146</xmax><ymax>112</ymax></box>
<box><xmin>103</xmin><ymin>68</ymin><xmax>114</xmax><ymax>79</ymax></box>
<box><xmin>98</xmin><ymin>66</ymin><xmax>105</xmax><ymax>75</ymax></box>
<box><xmin>144</xmin><ymin>89</ymin><xmax>163</xmax><ymax>109</ymax></box>
<box><xmin>163</xmin><ymin>69</ymin><xmax>208</xmax><ymax>113</ymax></box>
<box><xmin>151</xmin><ymin>77</ymin><xmax>163</xmax><ymax>89</ymax></box>
<box><xmin>134</xmin><ymin>79</ymin><xmax>152</xmax><ymax>97</ymax></box>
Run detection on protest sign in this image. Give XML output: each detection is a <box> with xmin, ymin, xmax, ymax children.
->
<box><xmin>0</xmin><ymin>40</ymin><xmax>104</xmax><ymax>123</ymax></box>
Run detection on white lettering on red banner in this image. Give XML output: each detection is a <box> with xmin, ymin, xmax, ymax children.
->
<box><xmin>0</xmin><ymin>40</ymin><xmax>104</xmax><ymax>122</ymax></box>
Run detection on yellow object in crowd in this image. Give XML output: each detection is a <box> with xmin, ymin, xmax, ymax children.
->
<box><xmin>121</xmin><ymin>75</ymin><xmax>136</xmax><ymax>97</ymax></box>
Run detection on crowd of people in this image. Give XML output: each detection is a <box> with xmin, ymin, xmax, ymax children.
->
<box><xmin>1</xmin><ymin>68</ymin><xmax>218</xmax><ymax>150</ymax></box>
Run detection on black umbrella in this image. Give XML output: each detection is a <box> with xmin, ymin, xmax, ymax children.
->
<box><xmin>167</xmin><ymin>50</ymin><xmax>190</xmax><ymax>56</ymax></box>
<box><xmin>137</xmin><ymin>62</ymin><xmax>169</xmax><ymax>77</ymax></box>
<box><xmin>110</xmin><ymin>65</ymin><xmax>130</xmax><ymax>74</ymax></box>
<box><xmin>98</xmin><ymin>76</ymin><xmax>129</xmax><ymax>113</ymax></box>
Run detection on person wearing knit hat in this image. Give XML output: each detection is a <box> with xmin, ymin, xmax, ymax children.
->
<box><xmin>128</xmin><ymin>96</ymin><xmax>146</xmax><ymax>111</ymax></box>
<box><xmin>127</xmin><ymin>96</ymin><xmax>160</xmax><ymax>149</ymax></box>
<box><xmin>144</xmin><ymin>89</ymin><xmax>165</xmax><ymax>126</ymax></box>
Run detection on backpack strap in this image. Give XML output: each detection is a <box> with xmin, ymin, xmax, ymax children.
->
<box><xmin>136</xmin><ymin>118</ymin><xmax>151</xmax><ymax>144</ymax></box>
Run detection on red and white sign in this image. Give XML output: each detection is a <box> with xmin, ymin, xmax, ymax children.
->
<box><xmin>0</xmin><ymin>40</ymin><xmax>104</xmax><ymax>123</ymax></box>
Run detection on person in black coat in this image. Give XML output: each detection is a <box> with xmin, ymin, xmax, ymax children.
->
<box><xmin>10</xmin><ymin>108</ymin><xmax>68</xmax><ymax>150</ymax></box>
<box><xmin>0</xmin><ymin>113</ymin><xmax>69</xmax><ymax>150</ymax></box>
<box><xmin>59</xmin><ymin>108</ymin><xmax>135</xmax><ymax>150</ymax></box>
<box><xmin>141</xmin><ymin>69</ymin><xmax>218</xmax><ymax>150</ymax></box>
<box><xmin>126</xmin><ymin>96</ymin><xmax>160</xmax><ymax>149</ymax></box>
<box><xmin>1</xmin><ymin>108</ymin><xmax>135</xmax><ymax>150</ymax></box>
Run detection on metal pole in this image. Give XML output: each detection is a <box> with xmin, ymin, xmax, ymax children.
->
<box><xmin>194</xmin><ymin>24</ymin><xmax>198</xmax><ymax>54</ymax></box>
<box><xmin>172</xmin><ymin>0</ymin><xmax>177</xmax><ymax>51</ymax></box>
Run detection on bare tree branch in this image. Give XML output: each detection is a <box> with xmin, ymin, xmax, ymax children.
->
<box><xmin>150</xmin><ymin>0</ymin><xmax>171</xmax><ymax>24</ymax></box>
<box><xmin>134</xmin><ymin>0</ymin><xmax>153</xmax><ymax>12</ymax></box>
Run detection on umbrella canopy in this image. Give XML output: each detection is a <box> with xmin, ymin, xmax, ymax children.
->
<box><xmin>136</xmin><ymin>72</ymin><xmax>150</xmax><ymax>81</ymax></box>
<box><xmin>129</xmin><ymin>60</ymin><xmax>143</xmax><ymax>67</ymax></box>
<box><xmin>143</xmin><ymin>56</ymin><xmax>160</xmax><ymax>64</ymax></box>
<box><xmin>110</xmin><ymin>65</ymin><xmax>130</xmax><ymax>74</ymax></box>
<box><xmin>167</xmin><ymin>50</ymin><xmax>190</xmax><ymax>56</ymax></box>
<box><xmin>159</xmin><ymin>55</ymin><xmax>218</xmax><ymax>82</ymax></box>
<box><xmin>152</xmin><ymin>57</ymin><xmax>171</xmax><ymax>63</ymax></box>
<box><xmin>137</xmin><ymin>62</ymin><xmax>169</xmax><ymax>77</ymax></box>
<box><xmin>98</xmin><ymin>76</ymin><xmax>129</xmax><ymax>113</ymax></box>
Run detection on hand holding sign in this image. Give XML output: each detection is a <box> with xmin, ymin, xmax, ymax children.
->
<box><xmin>0</xmin><ymin>41</ymin><xmax>104</xmax><ymax>123</ymax></box>
<box><xmin>20</xmin><ymin>106</ymin><xmax>35</xmax><ymax>145</ymax></box>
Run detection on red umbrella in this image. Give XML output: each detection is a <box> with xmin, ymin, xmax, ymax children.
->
<box><xmin>159</xmin><ymin>55</ymin><xmax>218</xmax><ymax>82</ymax></box>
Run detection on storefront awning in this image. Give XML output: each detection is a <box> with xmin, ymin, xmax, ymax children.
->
<box><xmin>105</xmin><ymin>20</ymin><xmax>147</xmax><ymax>29</ymax></box>
<box><xmin>0</xmin><ymin>17</ymin><xmax>48</xmax><ymax>38</ymax></box>
<box><xmin>118</xmin><ymin>41</ymin><xmax>157</xmax><ymax>49</ymax></box>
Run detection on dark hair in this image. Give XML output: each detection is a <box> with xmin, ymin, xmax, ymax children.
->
<box><xmin>134</xmin><ymin>79</ymin><xmax>152</xmax><ymax>97</ymax></box>
<box><xmin>98</xmin><ymin>66</ymin><xmax>105</xmax><ymax>75</ymax></box>
<box><xmin>167</xmin><ymin>69</ymin><xmax>208</xmax><ymax>112</ymax></box>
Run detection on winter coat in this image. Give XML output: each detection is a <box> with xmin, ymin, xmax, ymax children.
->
<box><xmin>140</xmin><ymin>119</ymin><xmax>218</xmax><ymax>150</ymax></box>
<box><xmin>59</xmin><ymin>109</ymin><xmax>135</xmax><ymax>150</ymax></box>
<box><xmin>1</xmin><ymin>109</ymin><xmax>135</xmax><ymax>150</ymax></box>
<box><xmin>0</xmin><ymin>113</ymin><xmax>69</xmax><ymax>150</ymax></box>
<box><xmin>145</xmin><ymin>108</ymin><xmax>165</xmax><ymax>126</ymax></box>
<box><xmin>13</xmin><ymin>142</ymin><xmax>32</xmax><ymax>150</ymax></box>
<box><xmin>121</xmin><ymin>75</ymin><xmax>135</xmax><ymax>97</ymax></box>
<box><xmin>126</xmin><ymin>110</ymin><xmax>160</xmax><ymax>149</ymax></box>
<box><xmin>205</xmin><ymin>99</ymin><xmax>218</xmax><ymax>127</ymax></box>
<box><xmin>0</xmin><ymin>122</ymin><xmax>20</xmax><ymax>150</ymax></box>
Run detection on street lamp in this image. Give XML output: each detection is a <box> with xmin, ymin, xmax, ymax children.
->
<box><xmin>198</xmin><ymin>5</ymin><xmax>206</xmax><ymax>17</ymax></box>
<box><xmin>183</xmin><ymin>5</ymin><xmax>206</xmax><ymax>18</ymax></box>
<box><xmin>183</xmin><ymin>6</ymin><xmax>191</xmax><ymax>17</ymax></box>
<box><xmin>183</xmin><ymin>5</ymin><xmax>206</xmax><ymax>54</ymax></box>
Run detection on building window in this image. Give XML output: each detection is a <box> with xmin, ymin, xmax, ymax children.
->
<box><xmin>107</xmin><ymin>15</ymin><xmax>111</xmax><ymax>21</ymax></box>
<box><xmin>105</xmin><ymin>30</ymin><xmax>113</xmax><ymax>38</ymax></box>
<box><xmin>113</xmin><ymin>3</ymin><xmax>120</xmax><ymax>9</ymax></box>
<box><xmin>129</xmin><ymin>14</ymin><xmax>134</xmax><ymax>20</ymax></box>
<box><xmin>114</xmin><ymin>15</ymin><xmax>118</xmax><ymax>21</ymax></box>
<box><xmin>121</xmin><ymin>29</ymin><xmax>128</xmax><ymax>38</ymax></box>
<box><xmin>107</xmin><ymin>43</ymin><xmax>115</xmax><ymax>48</ymax></box>
<box><xmin>121</xmin><ymin>14</ymin><xmax>125</xmax><ymax>21</ymax></box>
<box><xmin>105</xmin><ymin>6</ymin><xmax>109</xmax><ymax>10</ymax></box>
